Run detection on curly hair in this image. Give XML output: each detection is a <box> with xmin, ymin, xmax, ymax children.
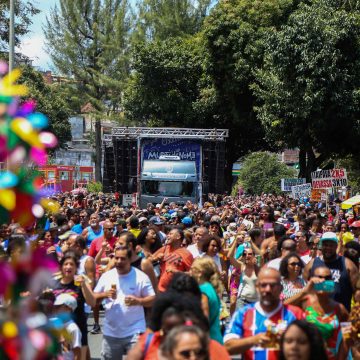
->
<box><xmin>279</xmin><ymin>252</ymin><xmax>304</xmax><ymax>279</ymax></box>
<box><xmin>191</xmin><ymin>257</ymin><xmax>224</xmax><ymax>296</ymax></box>
<box><xmin>201</xmin><ymin>234</ymin><xmax>222</xmax><ymax>254</ymax></box>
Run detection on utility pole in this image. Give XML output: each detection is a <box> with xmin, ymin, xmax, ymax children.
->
<box><xmin>9</xmin><ymin>0</ymin><xmax>15</xmax><ymax>72</ymax></box>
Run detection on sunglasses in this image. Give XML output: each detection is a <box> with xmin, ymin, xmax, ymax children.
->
<box><xmin>289</xmin><ymin>262</ymin><xmax>301</xmax><ymax>267</ymax></box>
<box><xmin>104</xmin><ymin>227</ymin><xmax>114</xmax><ymax>231</ymax></box>
<box><xmin>315</xmin><ymin>275</ymin><xmax>332</xmax><ymax>280</ymax></box>
<box><xmin>178</xmin><ymin>349</ymin><xmax>206</xmax><ymax>359</ymax></box>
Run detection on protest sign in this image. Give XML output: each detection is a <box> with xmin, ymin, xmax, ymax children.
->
<box><xmin>281</xmin><ymin>178</ymin><xmax>306</xmax><ymax>192</ymax></box>
<box><xmin>311</xmin><ymin>169</ymin><xmax>347</xmax><ymax>189</ymax></box>
<box><xmin>292</xmin><ymin>183</ymin><xmax>312</xmax><ymax>199</ymax></box>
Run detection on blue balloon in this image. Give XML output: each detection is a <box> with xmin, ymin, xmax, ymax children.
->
<box><xmin>0</xmin><ymin>171</ymin><xmax>18</xmax><ymax>189</ymax></box>
<box><xmin>27</xmin><ymin>113</ymin><xmax>48</xmax><ymax>129</ymax></box>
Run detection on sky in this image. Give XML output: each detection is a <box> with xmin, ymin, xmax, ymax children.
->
<box><xmin>18</xmin><ymin>0</ymin><xmax>57</xmax><ymax>71</ymax></box>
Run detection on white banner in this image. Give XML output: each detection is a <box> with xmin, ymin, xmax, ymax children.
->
<box><xmin>311</xmin><ymin>169</ymin><xmax>347</xmax><ymax>189</ymax></box>
<box><xmin>291</xmin><ymin>183</ymin><xmax>312</xmax><ymax>199</ymax></box>
<box><xmin>281</xmin><ymin>178</ymin><xmax>306</xmax><ymax>192</ymax></box>
<box><xmin>122</xmin><ymin>194</ymin><xmax>133</xmax><ymax>206</ymax></box>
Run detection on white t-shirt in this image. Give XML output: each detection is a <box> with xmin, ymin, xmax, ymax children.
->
<box><xmin>94</xmin><ymin>267</ymin><xmax>155</xmax><ymax>338</ymax></box>
<box><xmin>266</xmin><ymin>257</ymin><xmax>282</xmax><ymax>271</ymax></box>
<box><xmin>62</xmin><ymin>320</ymin><xmax>82</xmax><ymax>360</ymax></box>
<box><xmin>187</xmin><ymin>243</ymin><xmax>203</xmax><ymax>259</ymax></box>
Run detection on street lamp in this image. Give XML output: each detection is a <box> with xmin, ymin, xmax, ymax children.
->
<box><xmin>9</xmin><ymin>0</ymin><xmax>15</xmax><ymax>72</ymax></box>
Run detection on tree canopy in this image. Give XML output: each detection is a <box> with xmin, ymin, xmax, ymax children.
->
<box><xmin>253</xmin><ymin>0</ymin><xmax>360</xmax><ymax>180</ymax></box>
<box><xmin>44</xmin><ymin>0</ymin><xmax>132</xmax><ymax>181</ymax></box>
<box><xmin>0</xmin><ymin>0</ymin><xmax>39</xmax><ymax>50</ymax></box>
<box><xmin>234</xmin><ymin>152</ymin><xmax>296</xmax><ymax>195</ymax></box>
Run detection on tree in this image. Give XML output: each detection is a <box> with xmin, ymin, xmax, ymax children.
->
<box><xmin>234</xmin><ymin>152</ymin><xmax>296</xmax><ymax>195</ymax></box>
<box><xmin>44</xmin><ymin>0</ymin><xmax>132</xmax><ymax>182</ymax></box>
<box><xmin>0</xmin><ymin>0</ymin><xmax>39</xmax><ymax>50</ymax></box>
<box><xmin>18</xmin><ymin>65</ymin><xmax>71</xmax><ymax>147</ymax></box>
<box><xmin>200</xmin><ymin>0</ymin><xmax>301</xmax><ymax>181</ymax></box>
<box><xmin>124</xmin><ymin>36</ymin><xmax>215</xmax><ymax>127</ymax></box>
<box><xmin>134</xmin><ymin>0</ymin><xmax>212</xmax><ymax>42</ymax></box>
<box><xmin>253</xmin><ymin>0</ymin><xmax>360</xmax><ymax>181</ymax></box>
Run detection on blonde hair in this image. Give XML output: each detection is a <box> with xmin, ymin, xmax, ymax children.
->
<box><xmin>191</xmin><ymin>257</ymin><xmax>224</xmax><ymax>296</ymax></box>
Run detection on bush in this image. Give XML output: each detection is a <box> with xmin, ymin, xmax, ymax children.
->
<box><xmin>87</xmin><ymin>181</ymin><xmax>103</xmax><ymax>193</ymax></box>
<box><xmin>232</xmin><ymin>152</ymin><xmax>296</xmax><ymax>195</ymax></box>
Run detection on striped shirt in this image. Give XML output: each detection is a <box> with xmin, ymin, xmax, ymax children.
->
<box><xmin>224</xmin><ymin>302</ymin><xmax>304</xmax><ymax>360</ymax></box>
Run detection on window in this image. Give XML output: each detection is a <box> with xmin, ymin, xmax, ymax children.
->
<box><xmin>141</xmin><ymin>181</ymin><xmax>195</xmax><ymax>197</ymax></box>
<box><xmin>60</xmin><ymin>171</ymin><xmax>69</xmax><ymax>180</ymax></box>
<box><xmin>47</xmin><ymin>171</ymin><xmax>55</xmax><ymax>180</ymax></box>
<box><xmin>81</xmin><ymin>172</ymin><xmax>92</xmax><ymax>182</ymax></box>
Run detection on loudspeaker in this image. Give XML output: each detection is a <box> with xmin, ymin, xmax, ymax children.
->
<box><xmin>113</xmin><ymin>139</ymin><xmax>138</xmax><ymax>194</ymax></box>
<box><xmin>202</xmin><ymin>141</ymin><xmax>226</xmax><ymax>194</ymax></box>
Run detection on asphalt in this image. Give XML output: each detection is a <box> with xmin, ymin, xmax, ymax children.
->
<box><xmin>88</xmin><ymin>312</ymin><xmax>103</xmax><ymax>360</ymax></box>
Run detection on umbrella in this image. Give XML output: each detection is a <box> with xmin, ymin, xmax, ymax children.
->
<box><xmin>71</xmin><ymin>187</ymin><xmax>88</xmax><ymax>195</ymax></box>
<box><xmin>341</xmin><ymin>195</ymin><xmax>360</xmax><ymax>209</ymax></box>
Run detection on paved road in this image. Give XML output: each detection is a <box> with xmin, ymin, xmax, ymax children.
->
<box><xmin>88</xmin><ymin>312</ymin><xmax>103</xmax><ymax>360</ymax></box>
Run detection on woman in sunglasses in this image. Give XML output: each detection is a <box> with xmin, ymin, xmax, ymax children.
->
<box><xmin>284</xmin><ymin>266</ymin><xmax>349</xmax><ymax>360</ymax></box>
<box><xmin>160</xmin><ymin>325</ymin><xmax>210</xmax><ymax>360</ymax></box>
<box><xmin>279</xmin><ymin>253</ymin><xmax>306</xmax><ymax>301</ymax></box>
<box><xmin>227</xmin><ymin>239</ymin><xmax>259</xmax><ymax>312</ymax></box>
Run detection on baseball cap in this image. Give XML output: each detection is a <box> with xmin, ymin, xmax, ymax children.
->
<box><xmin>58</xmin><ymin>230</ymin><xmax>76</xmax><ymax>241</ymax></box>
<box><xmin>54</xmin><ymin>293</ymin><xmax>77</xmax><ymax>311</ymax></box>
<box><xmin>321</xmin><ymin>232</ymin><xmax>338</xmax><ymax>244</ymax></box>
<box><xmin>181</xmin><ymin>217</ymin><xmax>192</xmax><ymax>226</ymax></box>
<box><xmin>350</xmin><ymin>220</ymin><xmax>360</xmax><ymax>228</ymax></box>
<box><xmin>139</xmin><ymin>217</ymin><xmax>148</xmax><ymax>223</ymax></box>
<box><xmin>149</xmin><ymin>216</ymin><xmax>164</xmax><ymax>225</ymax></box>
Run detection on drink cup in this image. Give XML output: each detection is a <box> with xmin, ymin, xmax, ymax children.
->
<box><xmin>74</xmin><ymin>275</ymin><xmax>82</xmax><ymax>287</ymax></box>
<box><xmin>340</xmin><ymin>322</ymin><xmax>352</xmax><ymax>340</ymax></box>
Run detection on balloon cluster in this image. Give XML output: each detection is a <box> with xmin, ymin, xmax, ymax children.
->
<box><xmin>0</xmin><ymin>61</ymin><xmax>58</xmax><ymax>225</ymax></box>
<box><xmin>0</xmin><ymin>246</ymin><xmax>65</xmax><ymax>359</ymax></box>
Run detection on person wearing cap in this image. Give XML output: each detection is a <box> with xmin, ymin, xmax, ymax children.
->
<box><xmin>350</xmin><ymin>220</ymin><xmax>360</xmax><ymax>242</ymax></box>
<box><xmin>54</xmin><ymin>293</ymin><xmax>82</xmax><ymax>360</ymax></box>
<box><xmin>304</xmin><ymin>232</ymin><xmax>358</xmax><ymax>311</ymax></box>
<box><xmin>138</xmin><ymin>217</ymin><xmax>149</xmax><ymax>229</ymax></box>
<box><xmin>149</xmin><ymin>216</ymin><xmax>166</xmax><ymax>244</ymax></box>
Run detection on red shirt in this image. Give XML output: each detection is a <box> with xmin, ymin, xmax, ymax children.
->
<box><xmin>153</xmin><ymin>246</ymin><xmax>193</xmax><ymax>292</ymax></box>
<box><xmin>88</xmin><ymin>236</ymin><xmax>117</xmax><ymax>258</ymax></box>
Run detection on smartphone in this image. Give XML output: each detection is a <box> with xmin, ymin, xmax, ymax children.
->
<box><xmin>314</xmin><ymin>280</ymin><xmax>335</xmax><ymax>293</ymax></box>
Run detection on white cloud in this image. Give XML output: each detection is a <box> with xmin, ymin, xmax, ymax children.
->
<box><xmin>18</xmin><ymin>33</ymin><xmax>52</xmax><ymax>70</ymax></box>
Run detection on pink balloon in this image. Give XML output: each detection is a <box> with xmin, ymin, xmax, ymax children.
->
<box><xmin>39</xmin><ymin>132</ymin><xmax>58</xmax><ymax>148</ymax></box>
<box><xmin>30</xmin><ymin>147</ymin><xmax>47</xmax><ymax>165</ymax></box>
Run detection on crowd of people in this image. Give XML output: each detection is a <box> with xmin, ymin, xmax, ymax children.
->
<box><xmin>1</xmin><ymin>192</ymin><xmax>360</xmax><ymax>360</ymax></box>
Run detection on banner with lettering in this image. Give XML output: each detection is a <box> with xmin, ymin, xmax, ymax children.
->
<box><xmin>281</xmin><ymin>178</ymin><xmax>306</xmax><ymax>192</ymax></box>
<box><xmin>291</xmin><ymin>183</ymin><xmax>312</xmax><ymax>199</ymax></box>
<box><xmin>142</xmin><ymin>138</ymin><xmax>201</xmax><ymax>180</ymax></box>
<box><xmin>311</xmin><ymin>169</ymin><xmax>347</xmax><ymax>189</ymax></box>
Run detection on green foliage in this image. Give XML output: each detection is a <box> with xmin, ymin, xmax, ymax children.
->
<box><xmin>0</xmin><ymin>0</ymin><xmax>39</xmax><ymax>50</ymax></box>
<box><xmin>234</xmin><ymin>152</ymin><xmax>296</xmax><ymax>195</ymax></box>
<box><xmin>253</xmin><ymin>0</ymin><xmax>360</xmax><ymax>179</ymax></box>
<box><xmin>134</xmin><ymin>0</ymin><xmax>212</xmax><ymax>42</ymax></box>
<box><xmin>124</xmin><ymin>36</ymin><xmax>215</xmax><ymax>127</ymax></box>
<box><xmin>202</xmin><ymin>0</ymin><xmax>300</xmax><ymax>161</ymax></box>
<box><xmin>337</xmin><ymin>156</ymin><xmax>360</xmax><ymax>194</ymax></box>
<box><xmin>18</xmin><ymin>65</ymin><xmax>71</xmax><ymax>147</ymax></box>
<box><xmin>44</xmin><ymin>0</ymin><xmax>132</xmax><ymax>181</ymax></box>
<box><xmin>87</xmin><ymin>181</ymin><xmax>103</xmax><ymax>193</ymax></box>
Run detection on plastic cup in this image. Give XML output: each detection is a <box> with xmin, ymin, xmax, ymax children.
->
<box><xmin>340</xmin><ymin>322</ymin><xmax>352</xmax><ymax>340</ymax></box>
